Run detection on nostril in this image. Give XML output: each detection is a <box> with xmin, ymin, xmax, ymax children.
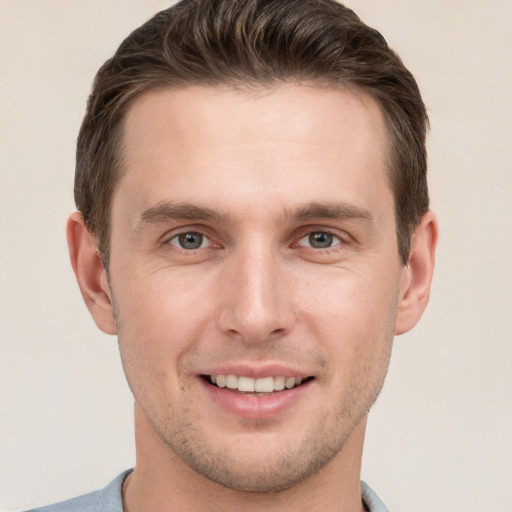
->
<box><xmin>267</xmin><ymin>328</ymin><xmax>287</xmax><ymax>341</ymax></box>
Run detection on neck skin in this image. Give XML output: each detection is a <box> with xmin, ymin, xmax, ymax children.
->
<box><xmin>122</xmin><ymin>403</ymin><xmax>368</xmax><ymax>512</ymax></box>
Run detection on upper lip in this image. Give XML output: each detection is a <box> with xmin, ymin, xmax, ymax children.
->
<box><xmin>201</xmin><ymin>363</ymin><xmax>312</xmax><ymax>379</ymax></box>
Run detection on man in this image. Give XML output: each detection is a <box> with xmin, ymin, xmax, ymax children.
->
<box><xmin>28</xmin><ymin>0</ymin><xmax>437</xmax><ymax>510</ymax></box>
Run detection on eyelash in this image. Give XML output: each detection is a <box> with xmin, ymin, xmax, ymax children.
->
<box><xmin>165</xmin><ymin>228</ymin><xmax>348</xmax><ymax>253</ymax></box>
<box><xmin>295</xmin><ymin>230</ymin><xmax>345</xmax><ymax>251</ymax></box>
<box><xmin>167</xmin><ymin>230</ymin><xmax>213</xmax><ymax>251</ymax></box>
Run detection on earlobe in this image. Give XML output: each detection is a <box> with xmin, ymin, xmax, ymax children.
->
<box><xmin>394</xmin><ymin>210</ymin><xmax>438</xmax><ymax>335</ymax></box>
<box><xmin>67</xmin><ymin>212</ymin><xmax>116</xmax><ymax>335</ymax></box>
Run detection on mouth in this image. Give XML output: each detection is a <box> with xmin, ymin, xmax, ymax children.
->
<box><xmin>202</xmin><ymin>374</ymin><xmax>313</xmax><ymax>395</ymax></box>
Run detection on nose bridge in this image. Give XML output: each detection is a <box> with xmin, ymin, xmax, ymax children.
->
<box><xmin>217</xmin><ymin>237</ymin><xmax>295</xmax><ymax>343</ymax></box>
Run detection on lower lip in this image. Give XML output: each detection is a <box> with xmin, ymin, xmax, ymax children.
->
<box><xmin>200</xmin><ymin>378</ymin><xmax>312</xmax><ymax>419</ymax></box>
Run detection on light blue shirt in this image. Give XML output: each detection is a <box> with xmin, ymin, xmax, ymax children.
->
<box><xmin>26</xmin><ymin>471</ymin><xmax>390</xmax><ymax>511</ymax></box>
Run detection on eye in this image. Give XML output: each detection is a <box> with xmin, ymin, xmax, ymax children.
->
<box><xmin>169</xmin><ymin>231</ymin><xmax>209</xmax><ymax>250</ymax></box>
<box><xmin>297</xmin><ymin>231</ymin><xmax>342</xmax><ymax>249</ymax></box>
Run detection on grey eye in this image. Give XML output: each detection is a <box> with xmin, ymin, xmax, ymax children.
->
<box><xmin>297</xmin><ymin>231</ymin><xmax>341</xmax><ymax>249</ymax></box>
<box><xmin>170</xmin><ymin>232</ymin><xmax>206</xmax><ymax>250</ymax></box>
<box><xmin>308</xmin><ymin>232</ymin><xmax>334</xmax><ymax>248</ymax></box>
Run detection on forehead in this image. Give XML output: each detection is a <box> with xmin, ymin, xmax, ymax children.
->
<box><xmin>116</xmin><ymin>84</ymin><xmax>392</xmax><ymax>224</ymax></box>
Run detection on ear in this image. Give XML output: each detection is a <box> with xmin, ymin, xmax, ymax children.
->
<box><xmin>67</xmin><ymin>212</ymin><xmax>116</xmax><ymax>335</ymax></box>
<box><xmin>394</xmin><ymin>210</ymin><xmax>438</xmax><ymax>335</ymax></box>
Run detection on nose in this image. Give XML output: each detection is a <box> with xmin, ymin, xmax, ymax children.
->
<box><xmin>216</xmin><ymin>243</ymin><xmax>297</xmax><ymax>344</ymax></box>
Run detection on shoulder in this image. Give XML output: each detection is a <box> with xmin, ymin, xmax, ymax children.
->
<box><xmin>23</xmin><ymin>470</ymin><xmax>132</xmax><ymax>512</ymax></box>
<box><xmin>361</xmin><ymin>481</ymin><xmax>391</xmax><ymax>512</ymax></box>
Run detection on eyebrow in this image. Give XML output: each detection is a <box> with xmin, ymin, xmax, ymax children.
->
<box><xmin>134</xmin><ymin>200</ymin><xmax>374</xmax><ymax>230</ymax></box>
<box><xmin>135</xmin><ymin>202</ymin><xmax>230</xmax><ymax>230</ymax></box>
<box><xmin>291</xmin><ymin>202</ymin><xmax>373</xmax><ymax>223</ymax></box>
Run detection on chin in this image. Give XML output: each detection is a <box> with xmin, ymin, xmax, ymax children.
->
<box><xmin>166</xmin><ymin>422</ymin><xmax>348</xmax><ymax>493</ymax></box>
<box><xmin>186</xmin><ymin>453</ymin><xmax>329</xmax><ymax>493</ymax></box>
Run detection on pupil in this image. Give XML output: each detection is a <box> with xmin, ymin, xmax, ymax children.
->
<box><xmin>309</xmin><ymin>232</ymin><xmax>333</xmax><ymax>248</ymax></box>
<box><xmin>179</xmin><ymin>232</ymin><xmax>203</xmax><ymax>249</ymax></box>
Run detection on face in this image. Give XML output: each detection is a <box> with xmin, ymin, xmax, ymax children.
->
<box><xmin>108</xmin><ymin>85</ymin><xmax>405</xmax><ymax>491</ymax></box>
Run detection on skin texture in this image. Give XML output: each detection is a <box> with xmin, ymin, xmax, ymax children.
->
<box><xmin>68</xmin><ymin>85</ymin><xmax>437</xmax><ymax>512</ymax></box>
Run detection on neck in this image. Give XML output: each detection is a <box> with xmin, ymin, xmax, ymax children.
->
<box><xmin>123</xmin><ymin>404</ymin><xmax>368</xmax><ymax>512</ymax></box>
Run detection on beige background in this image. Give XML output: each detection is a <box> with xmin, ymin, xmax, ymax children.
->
<box><xmin>1</xmin><ymin>1</ymin><xmax>511</xmax><ymax>510</ymax></box>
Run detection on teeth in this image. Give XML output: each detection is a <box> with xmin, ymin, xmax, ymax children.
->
<box><xmin>226</xmin><ymin>374</ymin><xmax>238</xmax><ymax>389</ymax></box>
<box><xmin>238</xmin><ymin>376</ymin><xmax>255</xmax><ymax>392</ymax></box>
<box><xmin>273</xmin><ymin>376</ymin><xmax>285</xmax><ymax>391</ymax></box>
<box><xmin>211</xmin><ymin>375</ymin><xmax>305</xmax><ymax>392</ymax></box>
<box><xmin>254</xmin><ymin>376</ymin><xmax>273</xmax><ymax>393</ymax></box>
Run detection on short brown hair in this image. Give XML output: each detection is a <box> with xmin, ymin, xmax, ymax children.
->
<box><xmin>76</xmin><ymin>0</ymin><xmax>429</xmax><ymax>267</ymax></box>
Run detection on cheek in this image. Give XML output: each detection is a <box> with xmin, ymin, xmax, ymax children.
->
<box><xmin>296</xmin><ymin>260</ymin><xmax>401</xmax><ymax>327</ymax></box>
<box><xmin>294</xmin><ymin>263</ymin><xmax>399</xmax><ymax>373</ymax></box>
<box><xmin>111</xmin><ymin>270</ymin><xmax>216</xmax><ymax>386</ymax></box>
<box><xmin>115</xmin><ymin>263</ymin><xmax>213</xmax><ymax>332</ymax></box>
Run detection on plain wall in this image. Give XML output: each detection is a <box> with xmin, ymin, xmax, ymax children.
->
<box><xmin>1</xmin><ymin>1</ymin><xmax>511</xmax><ymax>510</ymax></box>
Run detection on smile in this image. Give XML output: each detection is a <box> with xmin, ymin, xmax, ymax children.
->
<box><xmin>201</xmin><ymin>372</ymin><xmax>314</xmax><ymax>418</ymax></box>
<box><xmin>208</xmin><ymin>375</ymin><xmax>307</xmax><ymax>393</ymax></box>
